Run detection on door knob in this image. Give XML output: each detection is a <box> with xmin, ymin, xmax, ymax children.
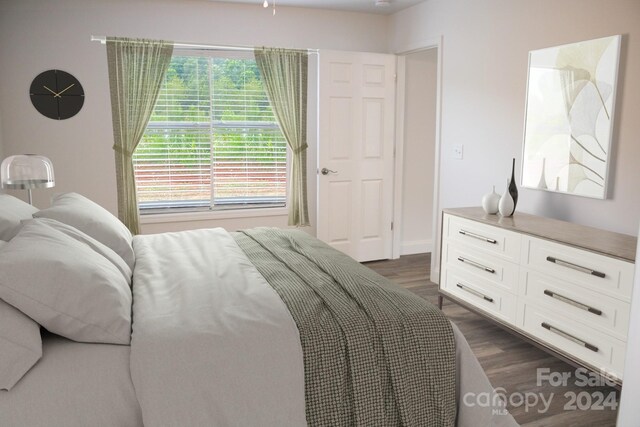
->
<box><xmin>321</xmin><ymin>168</ymin><xmax>337</xmax><ymax>175</ymax></box>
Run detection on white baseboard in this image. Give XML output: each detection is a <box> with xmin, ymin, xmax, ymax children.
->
<box><xmin>400</xmin><ymin>239</ymin><xmax>433</xmax><ymax>256</ymax></box>
<box><xmin>430</xmin><ymin>267</ymin><xmax>440</xmax><ymax>285</ymax></box>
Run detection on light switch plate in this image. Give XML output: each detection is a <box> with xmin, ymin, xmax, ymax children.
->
<box><xmin>452</xmin><ymin>144</ymin><xmax>464</xmax><ymax>159</ymax></box>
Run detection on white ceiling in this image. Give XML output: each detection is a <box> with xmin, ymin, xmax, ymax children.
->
<box><xmin>207</xmin><ymin>0</ymin><xmax>425</xmax><ymax>15</ymax></box>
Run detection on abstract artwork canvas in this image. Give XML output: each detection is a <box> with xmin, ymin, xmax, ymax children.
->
<box><xmin>521</xmin><ymin>35</ymin><xmax>621</xmax><ymax>199</ymax></box>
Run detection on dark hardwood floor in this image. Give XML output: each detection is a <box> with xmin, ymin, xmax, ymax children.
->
<box><xmin>365</xmin><ymin>253</ymin><xmax>620</xmax><ymax>427</ymax></box>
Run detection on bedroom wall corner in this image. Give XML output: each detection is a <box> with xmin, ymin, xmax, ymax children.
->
<box><xmin>389</xmin><ymin>0</ymin><xmax>640</xmax><ymax>237</ymax></box>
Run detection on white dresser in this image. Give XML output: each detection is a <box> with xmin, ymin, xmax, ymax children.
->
<box><xmin>439</xmin><ymin>207</ymin><xmax>636</xmax><ymax>385</ymax></box>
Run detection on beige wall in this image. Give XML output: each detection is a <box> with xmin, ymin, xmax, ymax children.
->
<box><xmin>400</xmin><ymin>48</ymin><xmax>437</xmax><ymax>254</ymax></box>
<box><xmin>390</xmin><ymin>0</ymin><xmax>640</xmax><ymax>236</ymax></box>
<box><xmin>0</xmin><ymin>114</ymin><xmax>3</xmax><ymax>173</ymax></box>
<box><xmin>3</xmin><ymin>0</ymin><xmax>637</xmax><ymax>240</ymax></box>
<box><xmin>0</xmin><ymin>0</ymin><xmax>389</xmax><ymax>233</ymax></box>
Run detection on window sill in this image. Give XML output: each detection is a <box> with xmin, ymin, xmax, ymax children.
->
<box><xmin>139</xmin><ymin>207</ymin><xmax>288</xmax><ymax>225</ymax></box>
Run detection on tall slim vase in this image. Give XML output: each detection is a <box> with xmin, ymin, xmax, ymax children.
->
<box><xmin>509</xmin><ymin>158</ymin><xmax>519</xmax><ymax>212</ymax></box>
<box><xmin>499</xmin><ymin>179</ymin><xmax>515</xmax><ymax>217</ymax></box>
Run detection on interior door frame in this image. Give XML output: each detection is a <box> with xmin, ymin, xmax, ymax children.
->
<box><xmin>392</xmin><ymin>36</ymin><xmax>444</xmax><ymax>284</ymax></box>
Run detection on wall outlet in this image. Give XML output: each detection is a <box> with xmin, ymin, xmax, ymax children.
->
<box><xmin>452</xmin><ymin>144</ymin><xmax>464</xmax><ymax>159</ymax></box>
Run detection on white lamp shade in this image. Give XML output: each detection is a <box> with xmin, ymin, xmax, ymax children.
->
<box><xmin>1</xmin><ymin>155</ymin><xmax>55</xmax><ymax>190</ymax></box>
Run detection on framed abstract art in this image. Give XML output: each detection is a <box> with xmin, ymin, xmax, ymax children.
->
<box><xmin>521</xmin><ymin>35</ymin><xmax>621</xmax><ymax>199</ymax></box>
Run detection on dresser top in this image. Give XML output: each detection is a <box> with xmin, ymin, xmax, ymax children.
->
<box><xmin>443</xmin><ymin>207</ymin><xmax>637</xmax><ymax>262</ymax></box>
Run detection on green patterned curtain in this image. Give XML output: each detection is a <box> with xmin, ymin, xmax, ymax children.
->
<box><xmin>255</xmin><ymin>48</ymin><xmax>309</xmax><ymax>227</ymax></box>
<box><xmin>106</xmin><ymin>37</ymin><xmax>173</xmax><ymax>234</ymax></box>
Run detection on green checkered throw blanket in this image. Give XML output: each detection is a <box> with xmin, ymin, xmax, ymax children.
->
<box><xmin>234</xmin><ymin>228</ymin><xmax>456</xmax><ymax>427</ymax></box>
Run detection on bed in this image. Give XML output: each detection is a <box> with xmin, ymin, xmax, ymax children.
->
<box><xmin>0</xmin><ymin>193</ymin><xmax>517</xmax><ymax>427</ymax></box>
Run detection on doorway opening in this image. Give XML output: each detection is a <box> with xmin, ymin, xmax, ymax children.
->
<box><xmin>393</xmin><ymin>39</ymin><xmax>442</xmax><ymax>283</ymax></box>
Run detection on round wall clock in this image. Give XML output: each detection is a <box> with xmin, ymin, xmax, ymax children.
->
<box><xmin>29</xmin><ymin>69</ymin><xmax>84</xmax><ymax>120</ymax></box>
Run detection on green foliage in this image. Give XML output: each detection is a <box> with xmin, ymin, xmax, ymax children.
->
<box><xmin>136</xmin><ymin>56</ymin><xmax>286</xmax><ymax>166</ymax></box>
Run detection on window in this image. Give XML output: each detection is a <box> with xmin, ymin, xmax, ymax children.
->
<box><xmin>133</xmin><ymin>53</ymin><xmax>287</xmax><ymax>213</ymax></box>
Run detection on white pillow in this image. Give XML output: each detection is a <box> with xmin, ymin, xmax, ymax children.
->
<box><xmin>0</xmin><ymin>220</ymin><xmax>132</xmax><ymax>345</ymax></box>
<box><xmin>25</xmin><ymin>218</ymin><xmax>132</xmax><ymax>284</ymax></box>
<box><xmin>33</xmin><ymin>192</ymin><xmax>135</xmax><ymax>270</ymax></box>
<box><xmin>0</xmin><ymin>241</ymin><xmax>43</xmax><ymax>391</ymax></box>
<box><xmin>0</xmin><ymin>194</ymin><xmax>39</xmax><ymax>241</ymax></box>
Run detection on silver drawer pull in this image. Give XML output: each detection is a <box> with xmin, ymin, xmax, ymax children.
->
<box><xmin>456</xmin><ymin>283</ymin><xmax>494</xmax><ymax>303</ymax></box>
<box><xmin>541</xmin><ymin>322</ymin><xmax>599</xmax><ymax>353</ymax></box>
<box><xmin>546</xmin><ymin>256</ymin><xmax>606</xmax><ymax>278</ymax></box>
<box><xmin>459</xmin><ymin>229</ymin><xmax>497</xmax><ymax>244</ymax></box>
<box><xmin>543</xmin><ymin>290</ymin><xmax>603</xmax><ymax>316</ymax></box>
<box><xmin>457</xmin><ymin>256</ymin><xmax>496</xmax><ymax>274</ymax></box>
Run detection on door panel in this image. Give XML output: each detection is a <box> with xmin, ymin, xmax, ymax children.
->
<box><xmin>329</xmin><ymin>98</ymin><xmax>352</xmax><ymax>160</ymax></box>
<box><xmin>363</xmin><ymin>98</ymin><xmax>384</xmax><ymax>158</ymax></box>
<box><xmin>361</xmin><ymin>179</ymin><xmax>383</xmax><ymax>238</ymax></box>
<box><xmin>327</xmin><ymin>181</ymin><xmax>352</xmax><ymax>244</ymax></box>
<box><xmin>318</xmin><ymin>50</ymin><xmax>396</xmax><ymax>262</ymax></box>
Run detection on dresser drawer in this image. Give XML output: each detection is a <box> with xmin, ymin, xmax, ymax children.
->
<box><xmin>518</xmin><ymin>301</ymin><xmax>626</xmax><ymax>379</ymax></box>
<box><xmin>443</xmin><ymin>214</ymin><xmax>521</xmax><ymax>262</ymax></box>
<box><xmin>519</xmin><ymin>269</ymin><xmax>630</xmax><ymax>341</ymax></box>
<box><xmin>442</xmin><ymin>242</ymin><xmax>518</xmax><ymax>293</ymax></box>
<box><xmin>442</xmin><ymin>267</ymin><xmax>517</xmax><ymax>324</ymax></box>
<box><xmin>522</xmin><ymin>236</ymin><xmax>634</xmax><ymax>301</ymax></box>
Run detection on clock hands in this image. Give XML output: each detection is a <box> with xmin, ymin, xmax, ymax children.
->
<box><xmin>43</xmin><ymin>85</ymin><xmax>59</xmax><ymax>97</ymax></box>
<box><xmin>57</xmin><ymin>84</ymin><xmax>75</xmax><ymax>96</ymax></box>
<box><xmin>42</xmin><ymin>83</ymin><xmax>75</xmax><ymax>97</ymax></box>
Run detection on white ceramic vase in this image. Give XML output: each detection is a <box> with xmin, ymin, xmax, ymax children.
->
<box><xmin>498</xmin><ymin>179</ymin><xmax>515</xmax><ymax>217</ymax></box>
<box><xmin>481</xmin><ymin>186</ymin><xmax>500</xmax><ymax>214</ymax></box>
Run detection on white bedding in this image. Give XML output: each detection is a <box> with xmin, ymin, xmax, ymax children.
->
<box><xmin>130</xmin><ymin>228</ymin><xmax>307</xmax><ymax>427</ymax></box>
<box><xmin>130</xmin><ymin>227</ymin><xmax>517</xmax><ymax>427</ymax></box>
<box><xmin>0</xmin><ymin>227</ymin><xmax>517</xmax><ymax>427</ymax></box>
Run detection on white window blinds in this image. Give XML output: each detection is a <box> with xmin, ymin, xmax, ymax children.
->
<box><xmin>133</xmin><ymin>55</ymin><xmax>287</xmax><ymax>211</ymax></box>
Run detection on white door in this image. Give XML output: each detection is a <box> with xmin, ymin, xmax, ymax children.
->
<box><xmin>317</xmin><ymin>50</ymin><xmax>396</xmax><ymax>262</ymax></box>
